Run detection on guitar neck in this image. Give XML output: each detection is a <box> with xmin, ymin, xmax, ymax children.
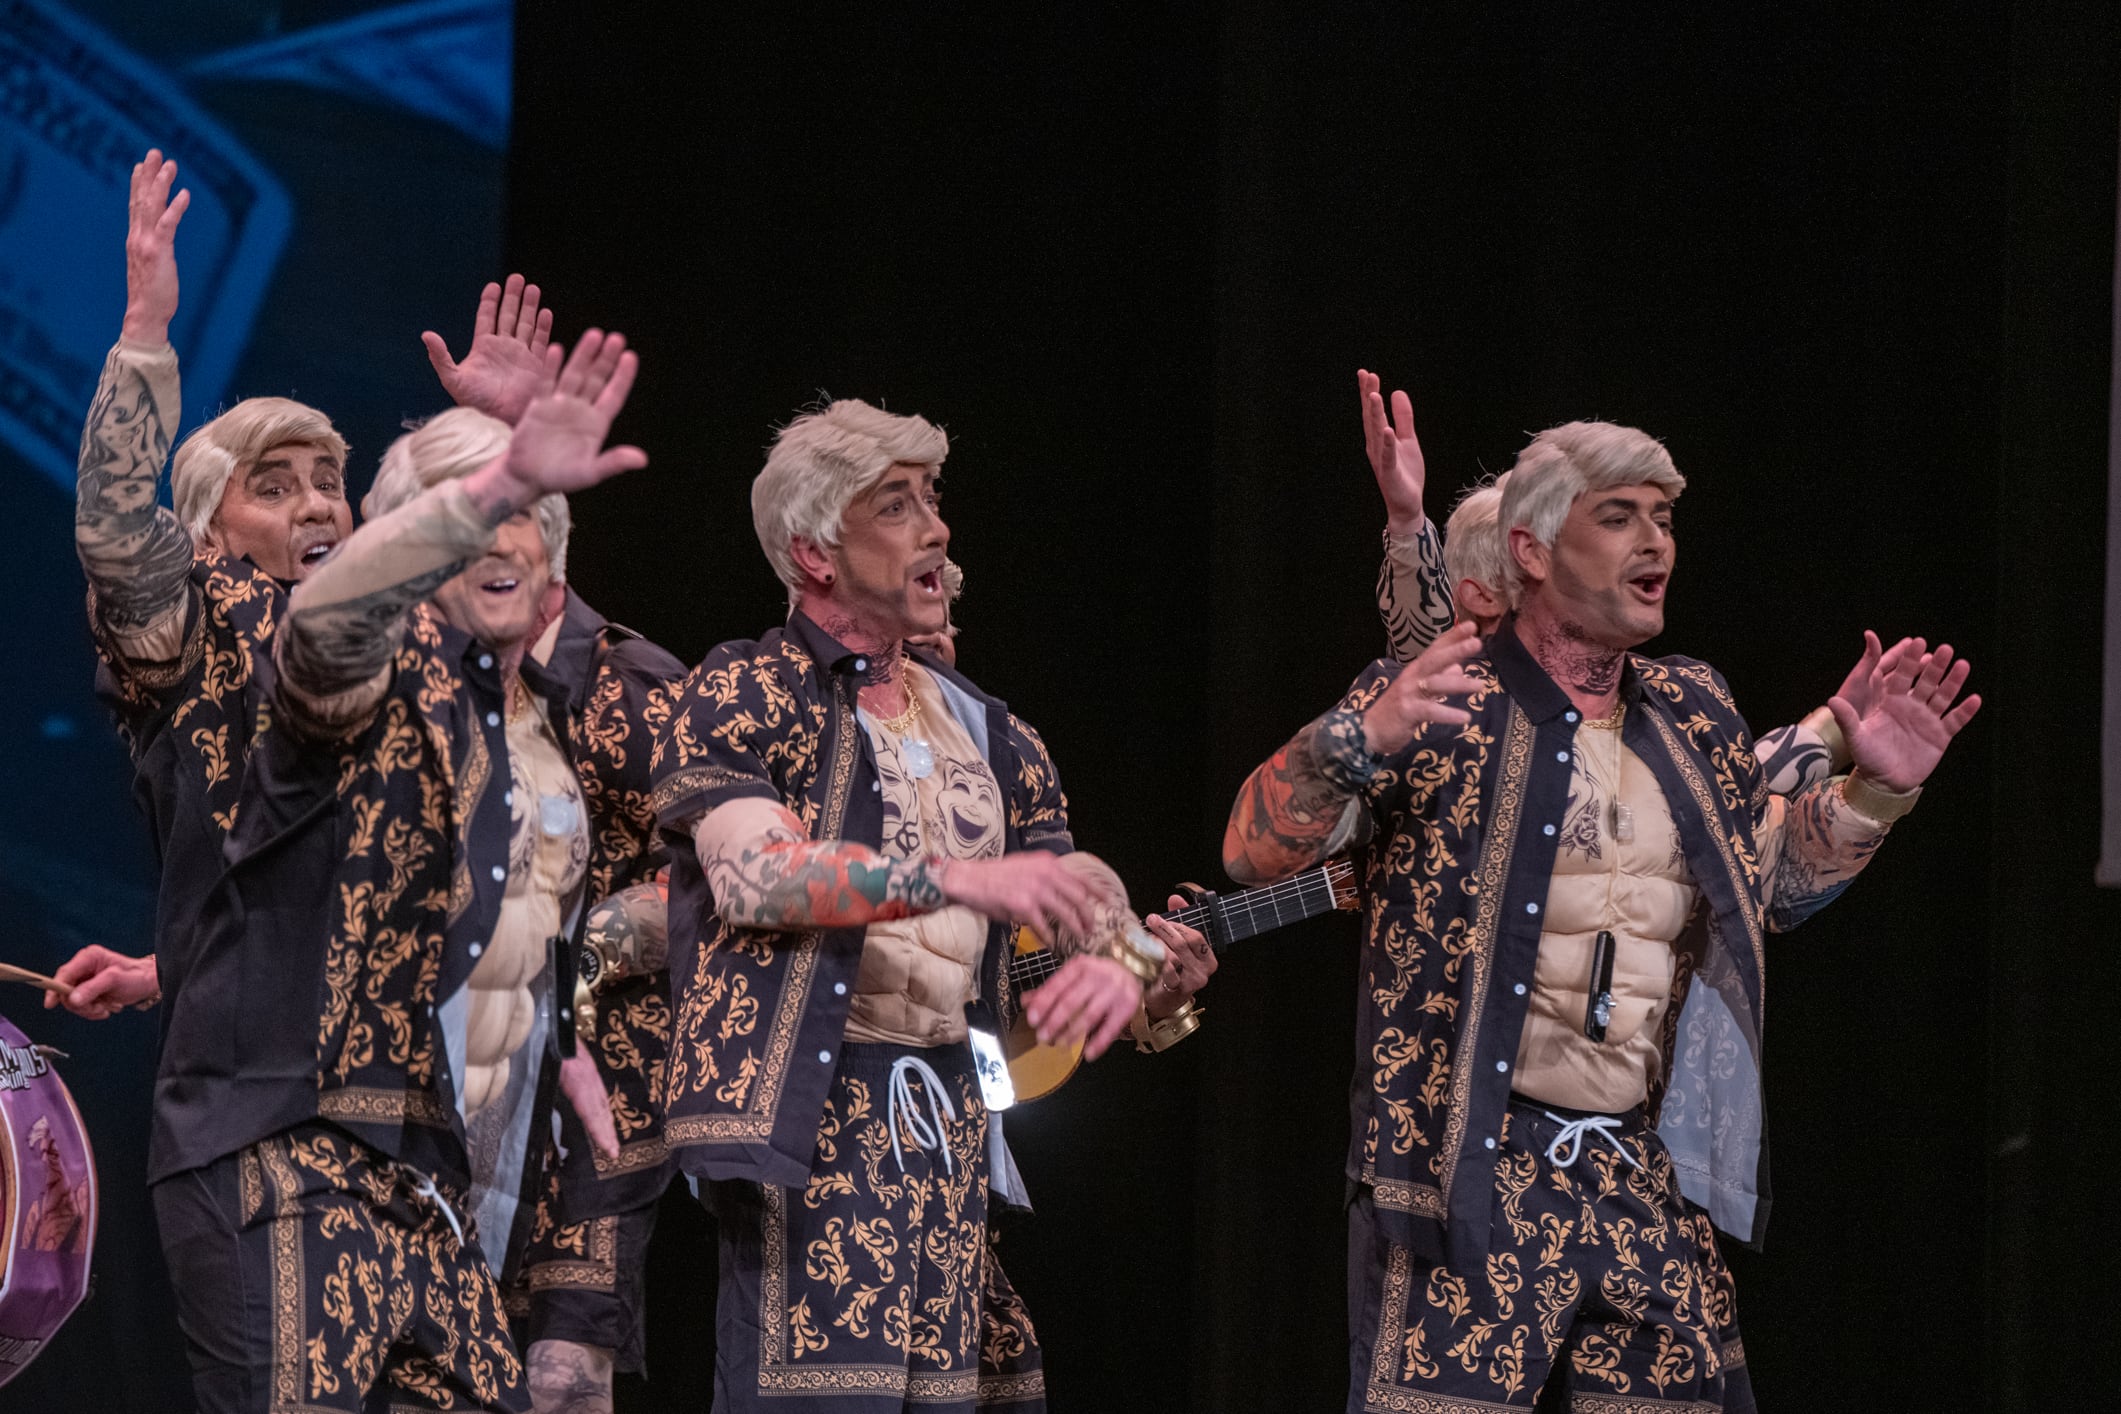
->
<box><xmin>1007</xmin><ymin>859</ymin><xmax>1352</xmax><ymax>992</ymax></box>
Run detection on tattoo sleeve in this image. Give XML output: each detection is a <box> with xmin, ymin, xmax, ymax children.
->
<box><xmin>527</xmin><ymin>1338</ymin><xmax>614</xmax><ymax>1414</ymax></box>
<box><xmin>1377</xmin><ymin>522</ymin><xmax>1454</xmax><ymax>664</ymax></box>
<box><xmin>75</xmin><ymin>342</ymin><xmax>195</xmax><ymax>648</ymax></box>
<box><xmin>693</xmin><ymin>797</ymin><xmax>945</xmax><ymax>931</ymax></box>
<box><xmin>1752</xmin><ymin>721</ymin><xmax>1833</xmax><ymax>799</ymax></box>
<box><xmin>1758</xmin><ymin>775</ymin><xmax>1898</xmax><ymax>933</ymax></box>
<box><xmin>582</xmin><ymin>880</ymin><xmax>669</xmax><ymax>988</ymax></box>
<box><xmin>276</xmin><ymin>480</ymin><xmax>496</xmax><ymax>736</ymax></box>
<box><xmin>1223</xmin><ymin>707</ymin><xmax>1374</xmax><ymax>885</ymax></box>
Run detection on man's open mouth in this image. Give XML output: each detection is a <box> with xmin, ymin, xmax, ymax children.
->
<box><xmin>1628</xmin><ymin>571</ymin><xmax>1668</xmax><ymax>602</ymax></box>
<box><xmin>480</xmin><ymin>576</ymin><xmax>521</xmax><ymax>596</ymax></box>
<box><xmin>299</xmin><ymin>542</ymin><xmax>335</xmax><ymax>567</ymax></box>
<box><xmin>914</xmin><ymin>568</ymin><xmax>944</xmax><ymax>597</ymax></box>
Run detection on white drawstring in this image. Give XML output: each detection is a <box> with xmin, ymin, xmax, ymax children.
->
<box><xmin>887</xmin><ymin>1055</ymin><xmax>958</xmax><ymax>1176</ymax></box>
<box><xmin>410</xmin><ymin>1171</ymin><xmax>467</xmax><ymax>1249</ymax></box>
<box><xmin>1542</xmin><ymin>1112</ymin><xmax>1641</xmax><ymax>1171</ymax></box>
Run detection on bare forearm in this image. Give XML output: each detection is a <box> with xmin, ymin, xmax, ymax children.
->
<box><xmin>693</xmin><ymin>802</ymin><xmax>943</xmax><ymax>930</ymax></box>
<box><xmin>1223</xmin><ymin>708</ymin><xmax>1369</xmax><ymax>884</ymax></box>
<box><xmin>279</xmin><ymin>479</ymin><xmax>496</xmax><ymax>721</ymax></box>
<box><xmin>76</xmin><ymin>342</ymin><xmax>193</xmax><ymax>638</ymax></box>
<box><xmin>1377</xmin><ymin>522</ymin><xmax>1453</xmax><ymax>664</ymax></box>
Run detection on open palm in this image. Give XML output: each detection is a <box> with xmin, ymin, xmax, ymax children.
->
<box><xmin>424</xmin><ymin>274</ymin><xmax>561</xmax><ymax>425</ymax></box>
<box><xmin>504</xmin><ymin>330</ymin><xmax>646</xmax><ymax>496</ymax></box>
<box><xmin>1358</xmin><ymin>368</ymin><xmax>1427</xmax><ymax>534</ymax></box>
<box><xmin>1830</xmin><ymin>637</ymin><xmax>1980</xmax><ymax>793</ymax></box>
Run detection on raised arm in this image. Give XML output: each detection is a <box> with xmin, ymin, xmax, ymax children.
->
<box><xmin>1757</xmin><ymin>636</ymin><xmax>1980</xmax><ymax>931</ymax></box>
<box><xmin>1224</xmin><ymin>621</ymin><xmax>1482</xmax><ymax>884</ymax></box>
<box><xmin>277</xmin><ymin>330</ymin><xmax>646</xmax><ymax>736</ymax></box>
<box><xmin>77</xmin><ymin>152</ymin><xmax>197</xmax><ymax>661</ymax></box>
<box><xmin>1360</xmin><ymin>370</ymin><xmax>1454</xmax><ymax>660</ymax></box>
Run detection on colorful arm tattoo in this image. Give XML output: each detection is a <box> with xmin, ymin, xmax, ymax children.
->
<box><xmin>694</xmin><ymin>799</ymin><xmax>944</xmax><ymax>931</ymax></box>
<box><xmin>1377</xmin><ymin>522</ymin><xmax>1454</xmax><ymax>664</ymax></box>
<box><xmin>75</xmin><ymin>343</ymin><xmax>194</xmax><ymax>639</ymax></box>
<box><xmin>1223</xmin><ymin>707</ymin><xmax>1374</xmax><ymax>885</ymax></box>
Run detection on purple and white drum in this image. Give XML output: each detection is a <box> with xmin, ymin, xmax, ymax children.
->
<box><xmin>0</xmin><ymin>1014</ymin><xmax>96</xmax><ymax>1388</ymax></box>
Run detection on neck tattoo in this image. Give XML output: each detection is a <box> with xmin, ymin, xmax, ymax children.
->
<box><xmin>1532</xmin><ymin>619</ymin><xmax>1623</xmax><ymax>698</ymax></box>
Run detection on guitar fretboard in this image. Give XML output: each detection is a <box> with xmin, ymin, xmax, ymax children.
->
<box><xmin>1008</xmin><ymin>859</ymin><xmax>1354</xmax><ymax>991</ymax></box>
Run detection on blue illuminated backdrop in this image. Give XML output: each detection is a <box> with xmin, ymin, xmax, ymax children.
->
<box><xmin>0</xmin><ymin>4</ymin><xmax>512</xmax><ymax>1407</ymax></box>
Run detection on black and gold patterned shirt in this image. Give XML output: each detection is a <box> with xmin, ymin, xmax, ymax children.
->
<box><xmin>148</xmin><ymin>602</ymin><xmax>526</xmax><ymax>1198</ymax></box>
<box><xmin>1331</xmin><ymin>619</ymin><xmax>1889</xmax><ymax>1270</ymax></box>
<box><xmin>89</xmin><ymin>555</ymin><xmax>281</xmax><ymax>998</ymax></box>
<box><xmin>537</xmin><ymin>588</ymin><xmax>686</xmax><ymax>1220</ymax></box>
<box><xmin>648</xmin><ymin>611</ymin><xmax>1071</xmax><ymax>1188</ymax></box>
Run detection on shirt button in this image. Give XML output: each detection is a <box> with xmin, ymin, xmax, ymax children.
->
<box><xmin>833</xmin><ymin>982</ymin><xmax>847</xmax><ymax>996</ymax></box>
<box><xmin>490</xmin><ymin>865</ymin><xmax>506</xmax><ymax>883</ymax></box>
<box><xmin>1565</xmin><ymin>711</ymin><xmax>1579</xmax><ymax>723</ymax></box>
<box><xmin>1513</xmin><ymin>983</ymin><xmax>1527</xmax><ymax>996</ymax></box>
<box><xmin>1543</xmin><ymin>823</ymin><xmax>1556</xmax><ymax>837</ymax></box>
<box><xmin>1495</xmin><ymin>1060</ymin><xmax>1509</xmax><ymax>1072</ymax></box>
<box><xmin>1525</xmin><ymin>902</ymin><xmax>1540</xmax><ymax>915</ymax></box>
<box><xmin>486</xmin><ymin>711</ymin><xmax>501</xmax><ymax>728</ymax></box>
<box><xmin>468</xmin><ymin>942</ymin><xmax>483</xmax><ymax>958</ymax></box>
<box><xmin>504</xmin><ymin>790</ymin><xmax>514</xmax><ymax>808</ymax></box>
<box><xmin>478</xmin><ymin>654</ymin><xmax>493</xmax><ymax>670</ymax></box>
<box><xmin>1484</xmin><ymin>1137</ymin><xmax>1497</xmax><ymax>1150</ymax></box>
<box><xmin>1556</xmin><ymin>750</ymin><xmax>1570</xmax><ymax>762</ymax></box>
<box><xmin>817</xmin><ymin>1050</ymin><xmax>832</xmax><ymax>1064</ymax></box>
<box><xmin>853</xmin><ymin>658</ymin><xmax>868</xmax><ymax>673</ymax></box>
<box><xmin>871</xmin><ymin>781</ymin><xmax>881</xmax><ymax>793</ymax></box>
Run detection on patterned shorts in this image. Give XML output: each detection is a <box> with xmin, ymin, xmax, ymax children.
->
<box><xmin>1349</xmin><ymin>1102</ymin><xmax>1755</xmax><ymax>1413</ymax></box>
<box><xmin>153</xmin><ymin>1122</ymin><xmax>529</xmax><ymax>1414</ymax></box>
<box><xmin>516</xmin><ymin>1194</ymin><xmax>660</xmax><ymax>1374</ymax></box>
<box><xmin>704</xmin><ymin>1042</ymin><xmax>1045</xmax><ymax>1412</ymax></box>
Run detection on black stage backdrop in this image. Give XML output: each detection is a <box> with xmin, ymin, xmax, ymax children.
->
<box><xmin>5</xmin><ymin>3</ymin><xmax>2117</xmax><ymax>1411</ymax></box>
<box><xmin>509</xmin><ymin>5</ymin><xmax>2119</xmax><ymax>1412</ymax></box>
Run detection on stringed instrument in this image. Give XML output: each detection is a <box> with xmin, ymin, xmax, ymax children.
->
<box><xmin>1003</xmin><ymin>858</ymin><xmax>1360</xmax><ymax>1100</ymax></box>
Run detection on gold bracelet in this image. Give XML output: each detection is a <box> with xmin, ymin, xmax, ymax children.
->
<box><xmin>1140</xmin><ymin>1000</ymin><xmax>1204</xmax><ymax>1052</ymax></box>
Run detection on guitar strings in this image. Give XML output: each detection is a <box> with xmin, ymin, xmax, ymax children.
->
<box><xmin>1008</xmin><ymin>860</ymin><xmax>1356</xmax><ymax>990</ymax></box>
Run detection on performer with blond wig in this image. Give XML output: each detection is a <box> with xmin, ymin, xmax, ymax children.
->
<box><xmin>651</xmin><ymin>398</ymin><xmax>1206</xmax><ymax>1412</ymax></box>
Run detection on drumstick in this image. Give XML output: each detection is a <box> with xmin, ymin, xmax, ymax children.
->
<box><xmin>0</xmin><ymin>962</ymin><xmax>73</xmax><ymax>1001</ymax></box>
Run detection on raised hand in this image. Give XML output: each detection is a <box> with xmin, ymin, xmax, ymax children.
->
<box><xmin>1363</xmin><ymin>618</ymin><xmax>1483</xmax><ymax>757</ymax></box>
<box><xmin>422</xmin><ymin>275</ymin><xmax>563</xmax><ymax>426</ymax></box>
<box><xmin>1359</xmin><ymin>368</ymin><xmax>1427</xmax><ymax>535</ymax></box>
<box><xmin>486</xmin><ymin>330</ymin><xmax>646</xmax><ymax>511</ymax></box>
<box><xmin>1830</xmin><ymin>636</ymin><xmax>1981</xmax><ymax>793</ymax></box>
<box><xmin>121</xmin><ymin>150</ymin><xmax>190</xmax><ymax>347</ymax></box>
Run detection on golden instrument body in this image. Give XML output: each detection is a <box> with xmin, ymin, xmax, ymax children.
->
<box><xmin>1002</xmin><ymin>925</ymin><xmax>1083</xmax><ymax>1102</ymax></box>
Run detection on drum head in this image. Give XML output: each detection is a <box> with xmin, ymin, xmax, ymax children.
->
<box><xmin>0</xmin><ymin>1014</ymin><xmax>97</xmax><ymax>1388</ymax></box>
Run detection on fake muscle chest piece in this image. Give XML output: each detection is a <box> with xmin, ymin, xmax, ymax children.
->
<box><xmin>461</xmin><ymin>692</ymin><xmax>589</xmax><ymax>1115</ymax></box>
<box><xmin>1513</xmin><ymin>714</ymin><xmax>1701</xmax><ymax>1114</ymax></box>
